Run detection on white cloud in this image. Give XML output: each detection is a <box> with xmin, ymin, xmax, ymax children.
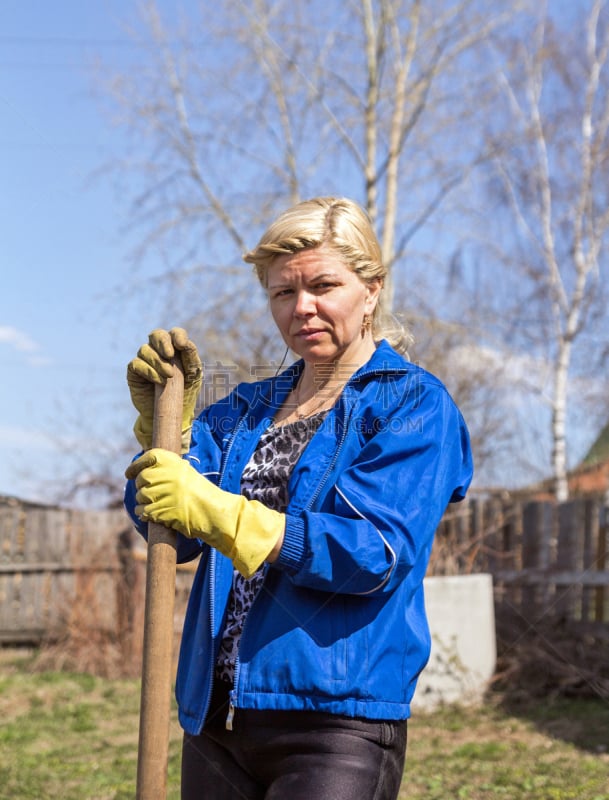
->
<box><xmin>0</xmin><ymin>325</ymin><xmax>51</xmax><ymax>366</ymax></box>
<box><xmin>0</xmin><ymin>425</ymin><xmax>57</xmax><ymax>449</ymax></box>
<box><xmin>0</xmin><ymin>325</ymin><xmax>38</xmax><ymax>352</ymax></box>
<box><xmin>449</xmin><ymin>342</ymin><xmax>552</xmax><ymax>396</ymax></box>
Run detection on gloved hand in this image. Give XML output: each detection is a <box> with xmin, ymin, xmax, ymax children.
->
<box><xmin>127</xmin><ymin>328</ymin><xmax>203</xmax><ymax>452</ymax></box>
<box><xmin>125</xmin><ymin>448</ymin><xmax>285</xmax><ymax>578</ymax></box>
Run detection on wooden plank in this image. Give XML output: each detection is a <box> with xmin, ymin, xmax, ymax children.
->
<box><xmin>0</xmin><ymin>627</ymin><xmax>46</xmax><ymax>644</ymax></box>
<box><xmin>582</xmin><ymin>500</ymin><xmax>599</xmax><ymax>621</ymax></box>
<box><xmin>0</xmin><ymin>564</ymin><xmax>120</xmax><ymax>574</ymax></box>
<box><xmin>521</xmin><ymin>501</ymin><xmax>555</xmax><ymax>615</ymax></box>
<box><xmin>495</xmin><ymin>570</ymin><xmax>609</xmax><ymax>586</ymax></box>
<box><xmin>0</xmin><ymin>504</ymin><xmax>26</xmax><ymax>563</ymax></box>
<box><xmin>455</xmin><ymin>503</ymin><xmax>474</xmax><ymax>572</ymax></box>
<box><xmin>556</xmin><ymin>501</ymin><xmax>584</xmax><ymax>620</ymax></box>
<box><xmin>501</xmin><ymin>499</ymin><xmax>522</xmax><ymax>609</ymax></box>
<box><xmin>596</xmin><ymin>504</ymin><xmax>608</xmax><ymax>622</ymax></box>
<box><xmin>483</xmin><ymin>497</ymin><xmax>503</xmax><ymax>573</ymax></box>
<box><xmin>471</xmin><ymin>497</ymin><xmax>485</xmax><ymax>570</ymax></box>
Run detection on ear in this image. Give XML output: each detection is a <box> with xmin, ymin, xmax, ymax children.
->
<box><xmin>364</xmin><ymin>278</ymin><xmax>383</xmax><ymax>314</ymax></box>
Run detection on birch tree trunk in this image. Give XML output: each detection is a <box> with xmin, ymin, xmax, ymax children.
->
<box><xmin>487</xmin><ymin>0</ymin><xmax>609</xmax><ymax>498</ymax></box>
<box><xmin>96</xmin><ymin>0</ymin><xmax>559</xmax><ymax>496</ymax></box>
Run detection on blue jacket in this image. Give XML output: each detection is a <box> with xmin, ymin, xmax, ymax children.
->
<box><xmin>125</xmin><ymin>341</ymin><xmax>473</xmax><ymax>734</ymax></box>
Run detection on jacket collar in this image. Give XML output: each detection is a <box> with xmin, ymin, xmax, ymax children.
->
<box><xmin>234</xmin><ymin>339</ymin><xmax>410</xmax><ymax>409</ymax></box>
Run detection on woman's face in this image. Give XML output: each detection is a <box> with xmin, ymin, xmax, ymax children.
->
<box><xmin>267</xmin><ymin>246</ymin><xmax>381</xmax><ymax>367</ymax></box>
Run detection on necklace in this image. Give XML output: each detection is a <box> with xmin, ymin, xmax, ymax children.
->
<box><xmin>290</xmin><ymin>374</ymin><xmax>346</xmax><ymax>421</ymax></box>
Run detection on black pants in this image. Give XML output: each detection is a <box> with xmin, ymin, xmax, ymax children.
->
<box><xmin>181</xmin><ymin>680</ymin><xmax>407</xmax><ymax>800</ymax></box>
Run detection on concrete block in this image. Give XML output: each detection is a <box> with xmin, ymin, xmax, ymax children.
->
<box><xmin>413</xmin><ymin>573</ymin><xmax>496</xmax><ymax>710</ymax></box>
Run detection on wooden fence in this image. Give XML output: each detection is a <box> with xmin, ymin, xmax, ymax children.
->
<box><xmin>1</xmin><ymin>493</ymin><xmax>608</xmax><ymax>646</ymax></box>
<box><xmin>0</xmin><ymin>496</ymin><xmax>197</xmax><ymax>649</ymax></box>
<box><xmin>0</xmin><ymin>497</ymin><xmax>132</xmax><ymax>644</ymax></box>
<box><xmin>432</xmin><ymin>493</ymin><xmax>609</xmax><ymax>631</ymax></box>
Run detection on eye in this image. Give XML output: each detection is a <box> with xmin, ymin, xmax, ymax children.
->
<box><xmin>271</xmin><ymin>288</ymin><xmax>293</xmax><ymax>299</ymax></box>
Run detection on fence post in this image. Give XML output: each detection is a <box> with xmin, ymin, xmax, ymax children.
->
<box><xmin>596</xmin><ymin>494</ymin><xmax>609</xmax><ymax>623</ymax></box>
<box><xmin>502</xmin><ymin>498</ymin><xmax>521</xmax><ymax>609</ymax></box>
<box><xmin>521</xmin><ymin>501</ymin><xmax>555</xmax><ymax>619</ymax></box>
<box><xmin>556</xmin><ymin>500</ymin><xmax>583</xmax><ymax>620</ymax></box>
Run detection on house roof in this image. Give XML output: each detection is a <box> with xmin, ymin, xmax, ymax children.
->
<box><xmin>582</xmin><ymin>420</ymin><xmax>609</xmax><ymax>466</ymax></box>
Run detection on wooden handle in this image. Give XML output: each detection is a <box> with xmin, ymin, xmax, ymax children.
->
<box><xmin>136</xmin><ymin>360</ymin><xmax>185</xmax><ymax>800</ymax></box>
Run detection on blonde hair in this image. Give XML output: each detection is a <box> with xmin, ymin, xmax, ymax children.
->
<box><xmin>243</xmin><ymin>196</ymin><xmax>411</xmax><ymax>354</ymax></box>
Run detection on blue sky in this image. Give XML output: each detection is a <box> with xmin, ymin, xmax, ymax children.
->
<box><xmin>1</xmin><ymin>2</ymin><xmax>603</xmax><ymax>503</ymax></box>
<box><xmin>0</xmin><ymin>1</ymin><xmax>168</xmax><ymax>501</ymax></box>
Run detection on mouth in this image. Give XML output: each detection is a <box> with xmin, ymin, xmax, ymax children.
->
<box><xmin>295</xmin><ymin>328</ymin><xmax>325</xmax><ymax>340</ymax></box>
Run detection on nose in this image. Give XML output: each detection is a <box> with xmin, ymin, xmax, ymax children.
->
<box><xmin>293</xmin><ymin>289</ymin><xmax>316</xmax><ymax>318</ymax></box>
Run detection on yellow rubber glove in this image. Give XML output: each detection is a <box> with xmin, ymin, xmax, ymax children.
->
<box><xmin>127</xmin><ymin>328</ymin><xmax>203</xmax><ymax>452</ymax></box>
<box><xmin>125</xmin><ymin>448</ymin><xmax>285</xmax><ymax>578</ymax></box>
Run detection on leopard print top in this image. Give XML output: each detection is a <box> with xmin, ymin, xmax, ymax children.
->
<box><xmin>215</xmin><ymin>412</ymin><xmax>326</xmax><ymax>684</ymax></box>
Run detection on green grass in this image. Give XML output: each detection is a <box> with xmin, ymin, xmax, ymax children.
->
<box><xmin>405</xmin><ymin>698</ymin><xmax>609</xmax><ymax>800</ymax></box>
<box><xmin>1</xmin><ymin>649</ymin><xmax>608</xmax><ymax>799</ymax></box>
<box><xmin>0</xmin><ymin>650</ymin><xmax>181</xmax><ymax>799</ymax></box>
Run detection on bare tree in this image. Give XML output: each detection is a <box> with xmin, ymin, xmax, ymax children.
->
<box><xmin>481</xmin><ymin>1</ymin><xmax>609</xmax><ymax>499</ymax></box>
<box><xmin>88</xmin><ymin>0</ymin><xmax>539</xmax><ymax>505</ymax></box>
<box><xmin>103</xmin><ymin>0</ymin><xmax>515</xmax><ymax>313</ymax></box>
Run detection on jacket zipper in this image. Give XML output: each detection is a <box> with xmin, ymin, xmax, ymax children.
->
<box><xmin>226</xmin><ymin>651</ymin><xmax>239</xmax><ymax>731</ymax></box>
<box><xmin>215</xmin><ymin>410</ymin><xmax>272</xmax><ymax>731</ymax></box>
<box><xmin>305</xmin><ymin>398</ymin><xmax>352</xmax><ymax>510</ymax></box>
<box><xmin>304</xmin><ymin>382</ymin><xmax>399</xmax><ymax>594</ymax></box>
<box><xmin>303</xmin><ymin>365</ymin><xmax>407</xmax><ymax>510</ymax></box>
<box><xmin>200</xmin><ymin>547</ymin><xmax>218</xmax><ymax>728</ymax></box>
<box><xmin>312</xmin><ymin>361</ymin><xmax>413</xmax><ymax>505</ymax></box>
<box><xmin>225</xmin><ymin>695</ymin><xmax>236</xmax><ymax>731</ymax></box>
<box><xmin>203</xmin><ymin>415</ymin><xmax>246</xmax><ymax>730</ymax></box>
<box><xmin>224</xmin><ymin>563</ymin><xmax>268</xmax><ymax>730</ymax></box>
<box><xmin>217</xmin><ymin>415</ymin><xmax>246</xmax><ymax>489</ymax></box>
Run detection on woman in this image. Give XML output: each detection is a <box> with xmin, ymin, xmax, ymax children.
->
<box><xmin>125</xmin><ymin>196</ymin><xmax>473</xmax><ymax>800</ymax></box>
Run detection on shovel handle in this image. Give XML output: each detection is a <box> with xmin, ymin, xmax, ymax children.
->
<box><xmin>136</xmin><ymin>359</ymin><xmax>184</xmax><ymax>800</ymax></box>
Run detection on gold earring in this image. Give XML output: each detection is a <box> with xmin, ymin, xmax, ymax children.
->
<box><xmin>361</xmin><ymin>314</ymin><xmax>373</xmax><ymax>337</ymax></box>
